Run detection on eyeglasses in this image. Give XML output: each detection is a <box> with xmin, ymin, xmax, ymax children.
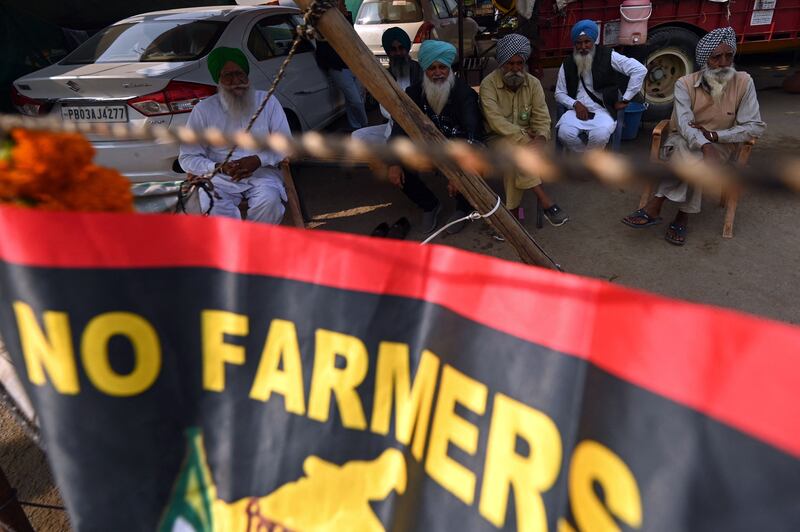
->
<box><xmin>390</xmin><ymin>45</ymin><xmax>406</xmax><ymax>52</ymax></box>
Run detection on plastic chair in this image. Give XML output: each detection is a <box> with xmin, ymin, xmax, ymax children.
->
<box><xmin>638</xmin><ymin>120</ymin><xmax>755</xmax><ymax>238</ymax></box>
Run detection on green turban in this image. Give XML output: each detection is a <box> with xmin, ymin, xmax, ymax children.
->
<box><xmin>207</xmin><ymin>47</ymin><xmax>250</xmax><ymax>84</ymax></box>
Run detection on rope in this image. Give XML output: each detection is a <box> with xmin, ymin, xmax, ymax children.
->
<box><xmin>2</xmin><ymin>114</ymin><xmax>796</xmax><ymax>194</ymax></box>
<box><xmin>421</xmin><ymin>195</ymin><xmax>502</xmax><ymax>244</ymax></box>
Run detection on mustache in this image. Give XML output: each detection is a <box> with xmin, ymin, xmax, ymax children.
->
<box><xmin>222</xmin><ymin>83</ymin><xmax>251</xmax><ymax>90</ymax></box>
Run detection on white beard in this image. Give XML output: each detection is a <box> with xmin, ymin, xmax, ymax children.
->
<box><xmin>218</xmin><ymin>83</ymin><xmax>255</xmax><ymax>122</ymax></box>
<box><xmin>422</xmin><ymin>71</ymin><xmax>455</xmax><ymax>115</ymax></box>
<box><xmin>573</xmin><ymin>48</ymin><xmax>595</xmax><ymax>77</ymax></box>
<box><xmin>703</xmin><ymin>66</ymin><xmax>736</xmax><ymax>103</ymax></box>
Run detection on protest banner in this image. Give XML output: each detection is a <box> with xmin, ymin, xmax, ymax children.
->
<box><xmin>0</xmin><ymin>206</ymin><xmax>798</xmax><ymax>531</ymax></box>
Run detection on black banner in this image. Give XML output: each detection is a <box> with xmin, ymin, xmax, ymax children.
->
<box><xmin>1</xmin><ymin>207</ymin><xmax>799</xmax><ymax>531</ymax></box>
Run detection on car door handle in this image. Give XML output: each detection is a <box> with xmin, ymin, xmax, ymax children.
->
<box><xmin>295</xmin><ymin>86</ymin><xmax>328</xmax><ymax>95</ymax></box>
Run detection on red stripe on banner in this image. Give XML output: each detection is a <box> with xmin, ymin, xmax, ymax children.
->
<box><xmin>0</xmin><ymin>207</ymin><xmax>798</xmax><ymax>457</ymax></box>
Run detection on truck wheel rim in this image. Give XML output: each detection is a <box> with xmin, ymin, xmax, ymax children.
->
<box><xmin>645</xmin><ymin>47</ymin><xmax>692</xmax><ymax>105</ymax></box>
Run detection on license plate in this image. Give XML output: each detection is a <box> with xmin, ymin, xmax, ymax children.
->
<box><xmin>61</xmin><ymin>105</ymin><xmax>128</xmax><ymax>123</ymax></box>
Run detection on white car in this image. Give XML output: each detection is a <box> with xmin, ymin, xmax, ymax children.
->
<box><xmin>11</xmin><ymin>5</ymin><xmax>344</xmax><ymax>183</ymax></box>
<box><xmin>354</xmin><ymin>0</ymin><xmax>478</xmax><ymax>67</ymax></box>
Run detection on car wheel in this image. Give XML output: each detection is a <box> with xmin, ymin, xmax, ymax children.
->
<box><xmin>643</xmin><ymin>27</ymin><xmax>699</xmax><ymax>121</ymax></box>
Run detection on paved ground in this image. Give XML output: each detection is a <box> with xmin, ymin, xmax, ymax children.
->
<box><xmin>2</xmin><ymin>54</ymin><xmax>798</xmax><ymax>530</ymax></box>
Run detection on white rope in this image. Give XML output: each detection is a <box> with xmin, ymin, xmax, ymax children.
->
<box><xmin>421</xmin><ymin>195</ymin><xmax>502</xmax><ymax>245</ymax></box>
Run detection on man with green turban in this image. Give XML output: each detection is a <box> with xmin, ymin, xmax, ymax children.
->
<box><xmin>179</xmin><ymin>47</ymin><xmax>291</xmax><ymax>224</ymax></box>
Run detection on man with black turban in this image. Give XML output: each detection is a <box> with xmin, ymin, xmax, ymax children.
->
<box><xmin>622</xmin><ymin>27</ymin><xmax>765</xmax><ymax>246</ymax></box>
<box><xmin>179</xmin><ymin>47</ymin><xmax>291</xmax><ymax>224</ymax></box>
<box><xmin>352</xmin><ymin>27</ymin><xmax>422</xmax><ymax>144</ymax></box>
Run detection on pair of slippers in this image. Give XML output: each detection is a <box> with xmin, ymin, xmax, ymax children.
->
<box><xmin>371</xmin><ymin>217</ymin><xmax>411</xmax><ymax>240</ymax></box>
<box><xmin>622</xmin><ymin>208</ymin><xmax>687</xmax><ymax>246</ymax></box>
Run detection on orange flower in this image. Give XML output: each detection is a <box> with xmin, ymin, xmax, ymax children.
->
<box><xmin>0</xmin><ymin>129</ymin><xmax>133</xmax><ymax>212</ymax></box>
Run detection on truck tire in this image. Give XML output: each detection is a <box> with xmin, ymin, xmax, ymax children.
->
<box><xmin>643</xmin><ymin>27</ymin><xmax>699</xmax><ymax>121</ymax></box>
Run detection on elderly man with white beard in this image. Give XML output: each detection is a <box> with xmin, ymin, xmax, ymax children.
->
<box><xmin>179</xmin><ymin>47</ymin><xmax>290</xmax><ymax>223</ymax></box>
<box><xmin>622</xmin><ymin>27</ymin><xmax>765</xmax><ymax>246</ymax></box>
<box><xmin>480</xmin><ymin>33</ymin><xmax>567</xmax><ymax>226</ymax></box>
<box><xmin>386</xmin><ymin>40</ymin><xmax>484</xmax><ymax>234</ymax></box>
<box><xmin>555</xmin><ymin>19</ymin><xmax>646</xmax><ymax>152</ymax></box>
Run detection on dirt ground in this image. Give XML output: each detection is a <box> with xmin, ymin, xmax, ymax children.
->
<box><xmin>294</xmin><ymin>57</ymin><xmax>800</xmax><ymax>325</ymax></box>
<box><xmin>2</xmin><ymin>54</ymin><xmax>798</xmax><ymax>530</ymax></box>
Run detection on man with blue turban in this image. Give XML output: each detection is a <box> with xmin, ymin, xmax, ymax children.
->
<box><xmin>480</xmin><ymin>33</ymin><xmax>568</xmax><ymax>226</ymax></box>
<box><xmin>179</xmin><ymin>47</ymin><xmax>290</xmax><ymax>224</ymax></box>
<box><xmin>555</xmin><ymin>19</ymin><xmax>646</xmax><ymax>152</ymax></box>
<box><xmin>623</xmin><ymin>27</ymin><xmax>765</xmax><ymax>246</ymax></box>
<box><xmin>353</xmin><ymin>28</ymin><xmax>422</xmax><ymax>144</ymax></box>
<box><xmin>386</xmin><ymin>40</ymin><xmax>484</xmax><ymax>234</ymax></box>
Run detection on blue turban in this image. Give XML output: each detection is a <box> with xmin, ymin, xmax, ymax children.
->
<box><xmin>207</xmin><ymin>47</ymin><xmax>249</xmax><ymax>84</ymax></box>
<box><xmin>418</xmin><ymin>40</ymin><xmax>456</xmax><ymax>71</ymax></box>
<box><xmin>382</xmin><ymin>27</ymin><xmax>411</xmax><ymax>55</ymax></box>
<box><xmin>571</xmin><ymin>19</ymin><xmax>599</xmax><ymax>43</ymax></box>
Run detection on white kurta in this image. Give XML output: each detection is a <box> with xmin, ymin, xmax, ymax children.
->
<box><xmin>555</xmin><ymin>51</ymin><xmax>646</xmax><ymax>151</ymax></box>
<box><xmin>352</xmin><ymin>71</ymin><xmax>411</xmax><ymax>144</ymax></box>
<box><xmin>179</xmin><ymin>90</ymin><xmax>290</xmax><ymax>223</ymax></box>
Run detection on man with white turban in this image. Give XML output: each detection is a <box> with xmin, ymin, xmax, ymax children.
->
<box><xmin>386</xmin><ymin>40</ymin><xmax>483</xmax><ymax>234</ymax></box>
<box><xmin>480</xmin><ymin>33</ymin><xmax>567</xmax><ymax>226</ymax></box>
<box><xmin>555</xmin><ymin>19</ymin><xmax>646</xmax><ymax>152</ymax></box>
<box><xmin>179</xmin><ymin>47</ymin><xmax>290</xmax><ymax>223</ymax></box>
<box><xmin>622</xmin><ymin>27</ymin><xmax>765</xmax><ymax>246</ymax></box>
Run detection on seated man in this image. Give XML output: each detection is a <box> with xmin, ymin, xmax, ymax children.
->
<box><xmin>387</xmin><ymin>40</ymin><xmax>483</xmax><ymax>234</ymax></box>
<box><xmin>480</xmin><ymin>33</ymin><xmax>568</xmax><ymax>226</ymax></box>
<box><xmin>555</xmin><ymin>20</ymin><xmax>646</xmax><ymax>152</ymax></box>
<box><xmin>179</xmin><ymin>47</ymin><xmax>290</xmax><ymax>223</ymax></box>
<box><xmin>622</xmin><ymin>27</ymin><xmax>765</xmax><ymax>245</ymax></box>
<box><xmin>353</xmin><ymin>27</ymin><xmax>422</xmax><ymax>144</ymax></box>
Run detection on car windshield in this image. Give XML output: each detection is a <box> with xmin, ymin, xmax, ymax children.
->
<box><xmin>61</xmin><ymin>20</ymin><xmax>227</xmax><ymax>64</ymax></box>
<box><xmin>356</xmin><ymin>0</ymin><xmax>423</xmax><ymax>24</ymax></box>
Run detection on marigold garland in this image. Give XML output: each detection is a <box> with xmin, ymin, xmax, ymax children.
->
<box><xmin>0</xmin><ymin>129</ymin><xmax>133</xmax><ymax>212</ymax></box>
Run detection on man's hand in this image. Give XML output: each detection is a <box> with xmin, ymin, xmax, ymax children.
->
<box><xmin>690</xmin><ymin>122</ymin><xmax>718</xmax><ymax>143</ymax></box>
<box><xmin>527</xmin><ymin>133</ymin><xmax>547</xmax><ymax>147</ymax></box>
<box><xmin>701</xmin><ymin>143</ymin><xmax>721</xmax><ymax>163</ymax></box>
<box><xmin>387</xmin><ymin>165</ymin><xmax>404</xmax><ymax>187</ymax></box>
<box><xmin>614</xmin><ymin>100</ymin><xmax>629</xmax><ymax>111</ymax></box>
<box><xmin>228</xmin><ymin>155</ymin><xmax>261</xmax><ymax>181</ymax></box>
<box><xmin>574</xmin><ymin>101</ymin><xmax>590</xmax><ymax>121</ymax></box>
<box><xmin>446</xmin><ymin>180</ymin><xmax>459</xmax><ymax>197</ymax></box>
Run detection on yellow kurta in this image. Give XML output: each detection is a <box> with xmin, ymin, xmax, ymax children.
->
<box><xmin>480</xmin><ymin>69</ymin><xmax>551</xmax><ymax>208</ymax></box>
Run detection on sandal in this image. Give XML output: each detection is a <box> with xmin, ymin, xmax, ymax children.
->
<box><xmin>665</xmin><ymin>222</ymin><xmax>687</xmax><ymax>246</ymax></box>
<box><xmin>622</xmin><ymin>208</ymin><xmax>662</xmax><ymax>229</ymax></box>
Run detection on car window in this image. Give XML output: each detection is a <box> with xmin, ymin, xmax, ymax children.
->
<box><xmin>355</xmin><ymin>0</ymin><xmax>423</xmax><ymax>25</ymax></box>
<box><xmin>248</xmin><ymin>15</ymin><xmax>313</xmax><ymax>60</ymax></box>
<box><xmin>431</xmin><ymin>0</ymin><xmax>456</xmax><ymax>18</ymax></box>
<box><xmin>61</xmin><ymin>20</ymin><xmax>226</xmax><ymax>64</ymax></box>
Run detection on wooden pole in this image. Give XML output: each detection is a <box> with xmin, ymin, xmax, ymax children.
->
<box><xmin>0</xmin><ymin>465</ymin><xmax>34</xmax><ymax>532</ymax></box>
<box><xmin>299</xmin><ymin>1</ymin><xmax>558</xmax><ymax>269</ymax></box>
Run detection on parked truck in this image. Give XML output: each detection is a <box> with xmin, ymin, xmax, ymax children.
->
<box><xmin>487</xmin><ymin>0</ymin><xmax>800</xmax><ymax>119</ymax></box>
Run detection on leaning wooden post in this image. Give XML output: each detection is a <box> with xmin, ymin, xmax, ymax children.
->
<box><xmin>297</xmin><ymin>1</ymin><xmax>558</xmax><ymax>269</ymax></box>
<box><xmin>0</xmin><ymin>465</ymin><xmax>34</xmax><ymax>532</ymax></box>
